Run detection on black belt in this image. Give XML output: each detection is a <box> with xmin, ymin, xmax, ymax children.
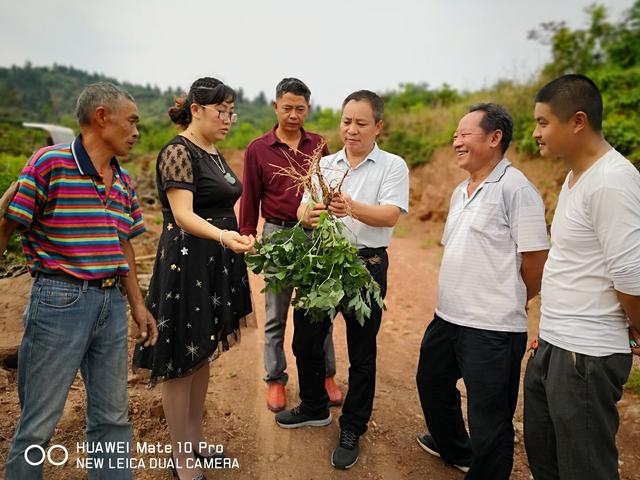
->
<box><xmin>34</xmin><ymin>272</ymin><xmax>121</xmax><ymax>289</ymax></box>
<box><xmin>358</xmin><ymin>247</ymin><xmax>387</xmax><ymax>259</ymax></box>
<box><xmin>266</xmin><ymin>218</ymin><xmax>299</xmax><ymax>228</ymax></box>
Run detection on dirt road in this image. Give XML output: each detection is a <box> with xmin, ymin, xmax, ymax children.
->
<box><xmin>1</xmin><ymin>232</ymin><xmax>638</xmax><ymax>479</ymax></box>
<box><xmin>1</xmin><ymin>148</ymin><xmax>638</xmax><ymax>479</ymax></box>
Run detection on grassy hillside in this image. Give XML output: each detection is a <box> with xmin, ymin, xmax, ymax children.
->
<box><xmin>0</xmin><ymin>63</ymin><xmax>281</xmax><ymax>156</ymax></box>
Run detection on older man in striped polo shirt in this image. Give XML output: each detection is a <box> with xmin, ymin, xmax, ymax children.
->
<box><xmin>415</xmin><ymin>104</ymin><xmax>549</xmax><ymax>479</ymax></box>
<box><xmin>0</xmin><ymin>82</ymin><xmax>157</xmax><ymax>480</ymax></box>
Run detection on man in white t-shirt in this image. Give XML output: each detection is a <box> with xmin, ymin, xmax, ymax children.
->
<box><xmin>415</xmin><ymin>103</ymin><xmax>549</xmax><ymax>479</ymax></box>
<box><xmin>525</xmin><ymin>74</ymin><xmax>640</xmax><ymax>480</ymax></box>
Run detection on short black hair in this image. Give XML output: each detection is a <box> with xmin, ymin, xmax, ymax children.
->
<box><xmin>275</xmin><ymin>78</ymin><xmax>311</xmax><ymax>103</ymax></box>
<box><xmin>535</xmin><ymin>74</ymin><xmax>603</xmax><ymax>131</ymax></box>
<box><xmin>342</xmin><ymin>90</ymin><xmax>384</xmax><ymax>123</ymax></box>
<box><xmin>468</xmin><ymin>103</ymin><xmax>513</xmax><ymax>154</ymax></box>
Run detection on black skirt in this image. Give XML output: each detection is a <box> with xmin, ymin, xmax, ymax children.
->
<box><xmin>133</xmin><ymin>207</ymin><xmax>252</xmax><ymax>385</ymax></box>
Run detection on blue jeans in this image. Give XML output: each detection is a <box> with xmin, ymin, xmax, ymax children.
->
<box><xmin>5</xmin><ymin>277</ymin><xmax>132</xmax><ymax>480</ymax></box>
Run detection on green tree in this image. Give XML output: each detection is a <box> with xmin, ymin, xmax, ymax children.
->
<box><xmin>529</xmin><ymin>1</ymin><xmax>640</xmax><ymax>167</ymax></box>
<box><xmin>528</xmin><ymin>4</ymin><xmax>614</xmax><ymax>77</ymax></box>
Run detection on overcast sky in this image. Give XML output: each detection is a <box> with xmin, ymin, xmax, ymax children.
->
<box><xmin>0</xmin><ymin>0</ymin><xmax>633</xmax><ymax>108</ymax></box>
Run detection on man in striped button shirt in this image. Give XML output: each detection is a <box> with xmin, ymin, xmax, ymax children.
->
<box><xmin>0</xmin><ymin>82</ymin><xmax>158</xmax><ymax>480</ymax></box>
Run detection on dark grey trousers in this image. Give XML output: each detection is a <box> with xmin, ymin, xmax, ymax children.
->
<box><xmin>524</xmin><ymin>338</ymin><xmax>632</xmax><ymax>480</ymax></box>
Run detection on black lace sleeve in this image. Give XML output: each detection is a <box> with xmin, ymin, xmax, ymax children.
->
<box><xmin>157</xmin><ymin>143</ymin><xmax>196</xmax><ymax>192</ymax></box>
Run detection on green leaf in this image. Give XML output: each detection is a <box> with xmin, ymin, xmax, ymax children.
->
<box><xmin>248</xmin><ymin>215</ymin><xmax>381</xmax><ymax>326</ymax></box>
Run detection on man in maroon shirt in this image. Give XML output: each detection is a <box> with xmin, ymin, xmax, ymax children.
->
<box><xmin>240</xmin><ymin>78</ymin><xmax>343</xmax><ymax>412</ymax></box>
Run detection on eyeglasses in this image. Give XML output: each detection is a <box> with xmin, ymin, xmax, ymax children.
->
<box><xmin>452</xmin><ymin>132</ymin><xmax>486</xmax><ymax>142</ymax></box>
<box><xmin>200</xmin><ymin>104</ymin><xmax>238</xmax><ymax>123</ymax></box>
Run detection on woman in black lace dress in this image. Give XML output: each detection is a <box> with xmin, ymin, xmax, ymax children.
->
<box><xmin>133</xmin><ymin>77</ymin><xmax>254</xmax><ymax>480</ymax></box>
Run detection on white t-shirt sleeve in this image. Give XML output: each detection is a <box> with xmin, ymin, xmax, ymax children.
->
<box><xmin>507</xmin><ymin>185</ymin><xmax>549</xmax><ymax>253</ymax></box>
<box><xmin>589</xmin><ymin>184</ymin><xmax>640</xmax><ymax>295</ymax></box>
<box><xmin>378</xmin><ymin>158</ymin><xmax>410</xmax><ymax>213</ymax></box>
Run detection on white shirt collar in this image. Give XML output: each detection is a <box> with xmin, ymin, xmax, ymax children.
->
<box><xmin>461</xmin><ymin>157</ymin><xmax>512</xmax><ymax>191</ymax></box>
<box><xmin>335</xmin><ymin>143</ymin><xmax>382</xmax><ymax>168</ymax></box>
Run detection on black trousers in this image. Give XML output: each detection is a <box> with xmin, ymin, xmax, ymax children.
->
<box><xmin>524</xmin><ymin>339</ymin><xmax>632</xmax><ymax>480</ymax></box>
<box><xmin>415</xmin><ymin>315</ymin><xmax>527</xmax><ymax>480</ymax></box>
<box><xmin>292</xmin><ymin>248</ymin><xmax>388</xmax><ymax>436</ymax></box>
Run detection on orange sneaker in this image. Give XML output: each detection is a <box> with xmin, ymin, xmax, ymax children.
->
<box><xmin>267</xmin><ymin>383</ymin><xmax>286</xmax><ymax>412</ymax></box>
<box><xmin>325</xmin><ymin>376</ymin><xmax>344</xmax><ymax>406</ymax></box>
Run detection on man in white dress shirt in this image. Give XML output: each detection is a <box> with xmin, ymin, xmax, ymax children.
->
<box><xmin>274</xmin><ymin>90</ymin><xmax>410</xmax><ymax>471</ymax></box>
<box><xmin>415</xmin><ymin>103</ymin><xmax>549</xmax><ymax>479</ymax></box>
<box><xmin>524</xmin><ymin>74</ymin><xmax>640</xmax><ymax>480</ymax></box>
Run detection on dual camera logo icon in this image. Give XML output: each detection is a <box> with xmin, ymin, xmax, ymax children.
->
<box><xmin>24</xmin><ymin>444</ymin><xmax>69</xmax><ymax>466</ymax></box>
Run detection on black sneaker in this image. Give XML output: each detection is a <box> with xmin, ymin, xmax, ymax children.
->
<box><xmin>331</xmin><ymin>429</ymin><xmax>360</xmax><ymax>469</ymax></box>
<box><xmin>275</xmin><ymin>405</ymin><xmax>332</xmax><ymax>428</ymax></box>
<box><xmin>416</xmin><ymin>434</ymin><xmax>470</xmax><ymax>473</ymax></box>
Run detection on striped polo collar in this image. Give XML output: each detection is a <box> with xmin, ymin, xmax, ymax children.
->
<box><xmin>71</xmin><ymin>135</ymin><xmax>123</xmax><ymax>177</ymax></box>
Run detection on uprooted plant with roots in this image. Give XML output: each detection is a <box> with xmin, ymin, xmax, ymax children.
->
<box><xmin>245</xmin><ymin>143</ymin><xmax>383</xmax><ymax>326</ymax></box>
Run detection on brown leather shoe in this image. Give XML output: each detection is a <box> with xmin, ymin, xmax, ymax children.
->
<box><xmin>325</xmin><ymin>376</ymin><xmax>344</xmax><ymax>406</ymax></box>
<box><xmin>267</xmin><ymin>383</ymin><xmax>286</xmax><ymax>412</ymax></box>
